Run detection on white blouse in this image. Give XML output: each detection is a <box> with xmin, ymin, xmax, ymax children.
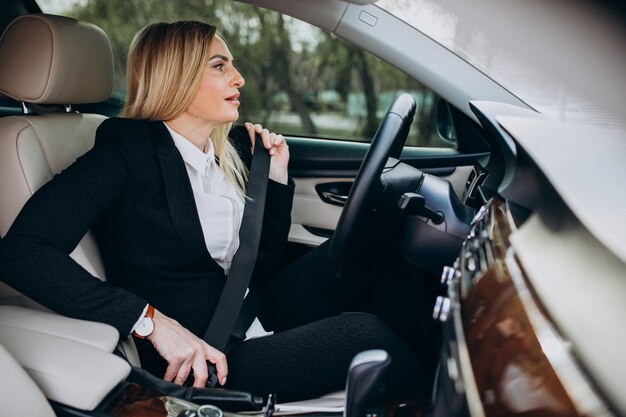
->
<box><xmin>164</xmin><ymin>123</ymin><xmax>244</xmax><ymax>275</ymax></box>
<box><xmin>164</xmin><ymin>123</ymin><xmax>271</xmax><ymax>341</ymax></box>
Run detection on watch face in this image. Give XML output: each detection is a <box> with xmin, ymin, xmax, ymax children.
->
<box><xmin>135</xmin><ymin>317</ymin><xmax>154</xmax><ymax>337</ymax></box>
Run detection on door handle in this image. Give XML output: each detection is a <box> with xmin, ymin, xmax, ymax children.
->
<box><xmin>321</xmin><ymin>191</ymin><xmax>348</xmax><ymax>206</ymax></box>
<box><xmin>316</xmin><ymin>181</ymin><xmax>353</xmax><ymax>207</ymax></box>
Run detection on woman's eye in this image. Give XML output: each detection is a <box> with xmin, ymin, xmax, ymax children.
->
<box><xmin>213</xmin><ymin>63</ymin><xmax>224</xmax><ymax>71</ymax></box>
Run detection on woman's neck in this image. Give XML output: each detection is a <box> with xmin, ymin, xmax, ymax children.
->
<box><xmin>165</xmin><ymin>113</ymin><xmax>215</xmax><ymax>152</ymax></box>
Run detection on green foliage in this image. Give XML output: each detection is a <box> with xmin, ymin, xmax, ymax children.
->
<box><xmin>60</xmin><ymin>0</ymin><xmax>452</xmax><ymax>148</ymax></box>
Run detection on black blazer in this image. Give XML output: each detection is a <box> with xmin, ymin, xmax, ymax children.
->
<box><xmin>0</xmin><ymin>118</ymin><xmax>294</xmax><ymax>339</ymax></box>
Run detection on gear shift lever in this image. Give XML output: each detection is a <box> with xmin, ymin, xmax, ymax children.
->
<box><xmin>344</xmin><ymin>350</ymin><xmax>391</xmax><ymax>417</ymax></box>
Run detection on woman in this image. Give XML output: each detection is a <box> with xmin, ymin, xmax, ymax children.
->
<box><xmin>0</xmin><ymin>21</ymin><xmax>428</xmax><ymax>401</ymax></box>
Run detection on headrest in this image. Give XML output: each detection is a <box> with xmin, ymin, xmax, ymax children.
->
<box><xmin>0</xmin><ymin>14</ymin><xmax>113</xmax><ymax>105</ymax></box>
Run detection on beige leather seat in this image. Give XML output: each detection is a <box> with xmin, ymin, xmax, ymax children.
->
<box><xmin>0</xmin><ymin>13</ymin><xmax>140</xmax><ymax>361</ymax></box>
<box><xmin>0</xmin><ymin>342</ymin><xmax>56</xmax><ymax>417</ymax></box>
<box><xmin>0</xmin><ymin>14</ymin><xmax>139</xmax><ymax>414</ymax></box>
<box><xmin>0</xmin><ymin>14</ymin><xmax>111</xmax><ymax>299</ymax></box>
<box><xmin>0</xmin><ymin>316</ymin><xmax>131</xmax><ymax>412</ymax></box>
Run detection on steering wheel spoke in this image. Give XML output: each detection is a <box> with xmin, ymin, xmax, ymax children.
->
<box><xmin>327</xmin><ymin>93</ymin><xmax>417</xmax><ymax>273</ymax></box>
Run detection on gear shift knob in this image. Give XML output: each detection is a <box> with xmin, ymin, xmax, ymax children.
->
<box><xmin>344</xmin><ymin>350</ymin><xmax>391</xmax><ymax>417</ymax></box>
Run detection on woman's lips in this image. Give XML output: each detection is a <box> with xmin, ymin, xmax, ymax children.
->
<box><xmin>225</xmin><ymin>93</ymin><xmax>240</xmax><ymax>105</ymax></box>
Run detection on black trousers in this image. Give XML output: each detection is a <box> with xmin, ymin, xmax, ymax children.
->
<box><xmin>224</xmin><ymin>241</ymin><xmax>437</xmax><ymax>402</ymax></box>
<box><xmin>225</xmin><ymin>312</ymin><xmax>430</xmax><ymax>403</ymax></box>
<box><xmin>137</xmin><ymin>242</ymin><xmax>437</xmax><ymax>403</ymax></box>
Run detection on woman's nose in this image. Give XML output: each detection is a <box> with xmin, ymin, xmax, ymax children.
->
<box><xmin>232</xmin><ymin>68</ymin><xmax>245</xmax><ymax>88</ymax></box>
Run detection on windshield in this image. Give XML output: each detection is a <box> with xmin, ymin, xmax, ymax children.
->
<box><xmin>378</xmin><ymin>0</ymin><xmax>626</xmax><ymax>129</ymax></box>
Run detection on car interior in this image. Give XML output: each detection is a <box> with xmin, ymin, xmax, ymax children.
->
<box><xmin>0</xmin><ymin>0</ymin><xmax>624</xmax><ymax>417</ymax></box>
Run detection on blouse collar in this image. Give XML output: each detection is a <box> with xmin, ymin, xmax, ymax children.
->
<box><xmin>163</xmin><ymin>122</ymin><xmax>216</xmax><ymax>174</ymax></box>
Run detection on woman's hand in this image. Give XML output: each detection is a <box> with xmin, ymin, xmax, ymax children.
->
<box><xmin>245</xmin><ymin>122</ymin><xmax>289</xmax><ymax>185</ymax></box>
<box><xmin>147</xmin><ymin>310</ymin><xmax>228</xmax><ymax>388</ymax></box>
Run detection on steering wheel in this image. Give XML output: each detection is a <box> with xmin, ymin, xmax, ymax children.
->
<box><xmin>327</xmin><ymin>93</ymin><xmax>416</xmax><ymax>273</ymax></box>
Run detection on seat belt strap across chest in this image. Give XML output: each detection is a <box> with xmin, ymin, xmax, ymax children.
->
<box><xmin>203</xmin><ymin>135</ymin><xmax>270</xmax><ymax>353</ymax></box>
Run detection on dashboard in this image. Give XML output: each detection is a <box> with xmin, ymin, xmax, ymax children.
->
<box><xmin>420</xmin><ymin>102</ymin><xmax>625</xmax><ymax>417</ymax></box>
<box><xmin>431</xmin><ymin>198</ymin><xmax>611</xmax><ymax>417</ymax></box>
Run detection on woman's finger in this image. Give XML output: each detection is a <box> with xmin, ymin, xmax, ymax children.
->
<box><xmin>163</xmin><ymin>355</ymin><xmax>184</xmax><ymax>382</ymax></box>
<box><xmin>205</xmin><ymin>345</ymin><xmax>228</xmax><ymax>386</ymax></box>
<box><xmin>173</xmin><ymin>357</ymin><xmax>194</xmax><ymax>385</ymax></box>
<box><xmin>246</xmin><ymin>123</ymin><xmax>288</xmax><ymax>157</ymax></box>
<box><xmin>244</xmin><ymin>122</ymin><xmax>255</xmax><ymax>151</ymax></box>
<box><xmin>268</xmin><ymin>132</ymin><xmax>277</xmax><ymax>155</ymax></box>
<box><xmin>261</xmin><ymin>128</ymin><xmax>271</xmax><ymax>149</ymax></box>
<box><xmin>244</xmin><ymin>122</ymin><xmax>254</xmax><ymax>136</ymax></box>
<box><xmin>190</xmin><ymin>354</ymin><xmax>210</xmax><ymax>387</ymax></box>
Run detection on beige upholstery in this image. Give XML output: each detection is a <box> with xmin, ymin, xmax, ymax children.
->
<box><xmin>0</xmin><ymin>306</ymin><xmax>119</xmax><ymax>351</ymax></box>
<box><xmin>0</xmin><ymin>11</ymin><xmax>141</xmax><ymax>376</ymax></box>
<box><xmin>0</xmin><ymin>325</ymin><xmax>130</xmax><ymax>411</ymax></box>
<box><xmin>0</xmin><ymin>12</ymin><xmax>116</xmax><ymax>306</ymax></box>
<box><xmin>0</xmin><ymin>100</ymin><xmax>110</xmax><ymax>307</ymax></box>
<box><xmin>0</xmin><ymin>343</ymin><xmax>56</xmax><ymax>417</ymax></box>
<box><xmin>0</xmin><ymin>114</ymin><xmax>108</xmax><ymax>273</ymax></box>
<box><xmin>0</xmin><ymin>14</ymin><xmax>113</xmax><ymax>104</ymax></box>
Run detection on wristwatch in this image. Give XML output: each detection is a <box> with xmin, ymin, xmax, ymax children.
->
<box><xmin>132</xmin><ymin>304</ymin><xmax>155</xmax><ymax>339</ymax></box>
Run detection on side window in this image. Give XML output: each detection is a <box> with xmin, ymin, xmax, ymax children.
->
<box><xmin>231</xmin><ymin>16</ymin><xmax>454</xmax><ymax>149</ymax></box>
<box><xmin>39</xmin><ymin>0</ymin><xmax>455</xmax><ymax>148</ymax></box>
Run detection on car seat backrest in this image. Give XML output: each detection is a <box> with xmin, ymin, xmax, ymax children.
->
<box><xmin>0</xmin><ymin>13</ymin><xmax>142</xmax><ymax>367</ymax></box>
<box><xmin>0</xmin><ymin>14</ymin><xmax>113</xmax><ymax>307</ymax></box>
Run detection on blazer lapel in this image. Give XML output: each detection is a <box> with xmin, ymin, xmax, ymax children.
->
<box><xmin>149</xmin><ymin>121</ymin><xmax>214</xmax><ymax>266</ymax></box>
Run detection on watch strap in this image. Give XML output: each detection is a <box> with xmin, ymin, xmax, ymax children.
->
<box><xmin>145</xmin><ymin>304</ymin><xmax>155</xmax><ymax>319</ymax></box>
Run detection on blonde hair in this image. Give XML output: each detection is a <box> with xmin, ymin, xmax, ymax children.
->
<box><xmin>122</xmin><ymin>21</ymin><xmax>248</xmax><ymax>195</ymax></box>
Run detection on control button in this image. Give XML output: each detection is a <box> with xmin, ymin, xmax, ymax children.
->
<box><xmin>433</xmin><ymin>296</ymin><xmax>451</xmax><ymax>322</ymax></box>
<box><xmin>465</xmin><ymin>253</ymin><xmax>477</xmax><ymax>273</ymax></box>
<box><xmin>467</xmin><ymin>258</ymin><xmax>477</xmax><ymax>280</ymax></box>
<box><xmin>440</xmin><ymin>266</ymin><xmax>460</xmax><ymax>287</ymax></box>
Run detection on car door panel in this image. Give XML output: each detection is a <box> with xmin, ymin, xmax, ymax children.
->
<box><xmin>287</xmin><ymin>136</ymin><xmax>485</xmax><ymax>247</ymax></box>
<box><xmin>291</xmin><ymin>177</ymin><xmax>345</xmax><ymax>246</ymax></box>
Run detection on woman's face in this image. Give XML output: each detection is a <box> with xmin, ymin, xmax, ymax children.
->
<box><xmin>186</xmin><ymin>36</ymin><xmax>245</xmax><ymax>127</ymax></box>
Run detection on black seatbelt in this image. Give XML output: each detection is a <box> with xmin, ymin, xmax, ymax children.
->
<box><xmin>203</xmin><ymin>135</ymin><xmax>270</xmax><ymax>352</ymax></box>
